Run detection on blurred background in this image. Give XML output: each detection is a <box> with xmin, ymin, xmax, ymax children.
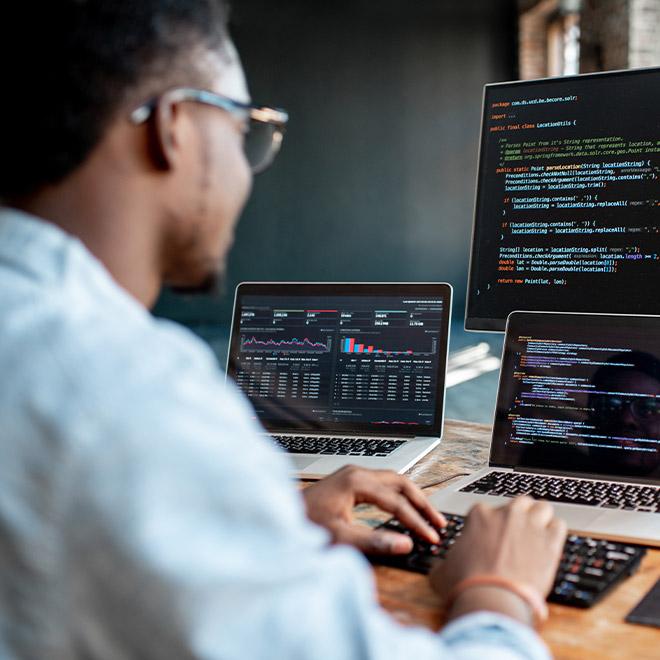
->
<box><xmin>155</xmin><ymin>0</ymin><xmax>660</xmax><ymax>423</ymax></box>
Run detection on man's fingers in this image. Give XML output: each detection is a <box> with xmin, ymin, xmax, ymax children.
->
<box><xmin>528</xmin><ymin>500</ymin><xmax>554</xmax><ymax>527</ymax></box>
<box><xmin>341</xmin><ymin>525</ymin><xmax>414</xmax><ymax>555</ymax></box>
<box><xmin>357</xmin><ymin>471</ymin><xmax>445</xmax><ymax>536</ymax></box>
<box><xmin>398</xmin><ymin>478</ymin><xmax>447</xmax><ymax>529</ymax></box>
<box><xmin>548</xmin><ymin>517</ymin><xmax>568</xmax><ymax>544</ymax></box>
<box><xmin>504</xmin><ymin>495</ymin><xmax>535</xmax><ymax>515</ymax></box>
<box><xmin>368</xmin><ymin>488</ymin><xmax>440</xmax><ymax>544</ymax></box>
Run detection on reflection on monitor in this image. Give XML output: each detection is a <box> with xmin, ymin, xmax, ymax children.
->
<box><xmin>492</xmin><ymin>312</ymin><xmax>660</xmax><ymax>480</ymax></box>
<box><xmin>466</xmin><ymin>67</ymin><xmax>660</xmax><ymax>332</ymax></box>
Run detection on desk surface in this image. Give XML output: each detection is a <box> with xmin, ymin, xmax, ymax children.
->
<box><xmin>363</xmin><ymin>420</ymin><xmax>660</xmax><ymax>660</ymax></box>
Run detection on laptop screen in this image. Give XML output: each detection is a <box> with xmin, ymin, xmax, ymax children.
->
<box><xmin>492</xmin><ymin>312</ymin><xmax>660</xmax><ymax>481</ymax></box>
<box><xmin>227</xmin><ymin>283</ymin><xmax>452</xmax><ymax>436</ymax></box>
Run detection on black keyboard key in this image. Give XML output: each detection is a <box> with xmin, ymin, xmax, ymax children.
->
<box><xmin>408</xmin><ymin>553</ymin><xmax>434</xmax><ymax>571</ymax></box>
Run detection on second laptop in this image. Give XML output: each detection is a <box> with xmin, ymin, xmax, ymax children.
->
<box><xmin>226</xmin><ymin>282</ymin><xmax>452</xmax><ymax>478</ymax></box>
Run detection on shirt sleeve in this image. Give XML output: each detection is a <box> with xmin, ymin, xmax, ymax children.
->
<box><xmin>61</xmin><ymin>322</ymin><xmax>551</xmax><ymax>660</ymax></box>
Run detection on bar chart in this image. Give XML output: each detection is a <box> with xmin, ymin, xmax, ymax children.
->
<box><xmin>341</xmin><ymin>336</ymin><xmax>435</xmax><ymax>356</ymax></box>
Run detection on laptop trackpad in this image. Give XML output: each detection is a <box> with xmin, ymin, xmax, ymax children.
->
<box><xmin>588</xmin><ymin>510</ymin><xmax>660</xmax><ymax>544</ymax></box>
<box><xmin>551</xmin><ymin>503</ymin><xmax>602</xmax><ymax>531</ymax></box>
<box><xmin>290</xmin><ymin>456</ymin><xmax>318</xmax><ymax>470</ymax></box>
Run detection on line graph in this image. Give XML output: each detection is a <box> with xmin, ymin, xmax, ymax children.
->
<box><xmin>240</xmin><ymin>335</ymin><xmax>331</xmax><ymax>353</ymax></box>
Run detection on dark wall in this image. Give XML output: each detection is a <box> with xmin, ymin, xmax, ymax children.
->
<box><xmin>154</xmin><ymin>0</ymin><xmax>517</xmax><ymax>329</ymax></box>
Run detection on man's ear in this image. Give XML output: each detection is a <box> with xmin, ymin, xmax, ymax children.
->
<box><xmin>145</xmin><ymin>97</ymin><xmax>187</xmax><ymax>171</ymax></box>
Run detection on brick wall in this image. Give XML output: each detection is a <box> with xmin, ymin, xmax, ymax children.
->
<box><xmin>519</xmin><ymin>0</ymin><xmax>560</xmax><ymax>78</ymax></box>
<box><xmin>519</xmin><ymin>0</ymin><xmax>660</xmax><ymax>77</ymax></box>
<box><xmin>629</xmin><ymin>0</ymin><xmax>660</xmax><ymax>67</ymax></box>
<box><xmin>580</xmin><ymin>0</ymin><xmax>629</xmax><ymax>72</ymax></box>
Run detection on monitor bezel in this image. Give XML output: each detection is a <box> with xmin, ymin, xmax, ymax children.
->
<box><xmin>227</xmin><ymin>281</ymin><xmax>452</xmax><ymax>437</ymax></box>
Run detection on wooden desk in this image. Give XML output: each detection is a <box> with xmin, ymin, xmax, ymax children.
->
<box><xmin>364</xmin><ymin>420</ymin><xmax>660</xmax><ymax>660</ymax></box>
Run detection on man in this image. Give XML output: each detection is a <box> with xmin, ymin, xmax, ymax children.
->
<box><xmin>0</xmin><ymin>2</ymin><xmax>566</xmax><ymax>658</ymax></box>
<box><xmin>588</xmin><ymin>351</ymin><xmax>660</xmax><ymax>476</ymax></box>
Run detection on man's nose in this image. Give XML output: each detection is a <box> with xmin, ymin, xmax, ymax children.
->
<box><xmin>620</xmin><ymin>405</ymin><xmax>640</xmax><ymax>428</ymax></box>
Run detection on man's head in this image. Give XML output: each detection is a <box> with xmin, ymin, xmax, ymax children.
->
<box><xmin>588</xmin><ymin>351</ymin><xmax>660</xmax><ymax>474</ymax></box>
<box><xmin>0</xmin><ymin>1</ymin><xmax>272</xmax><ymax>302</ymax></box>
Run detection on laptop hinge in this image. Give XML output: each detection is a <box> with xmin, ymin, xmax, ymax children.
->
<box><xmin>266</xmin><ymin>431</ymin><xmax>417</xmax><ymax>439</ymax></box>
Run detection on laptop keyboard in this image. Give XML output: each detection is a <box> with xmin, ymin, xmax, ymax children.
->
<box><xmin>459</xmin><ymin>471</ymin><xmax>660</xmax><ymax>512</ymax></box>
<box><xmin>372</xmin><ymin>513</ymin><xmax>646</xmax><ymax>608</ymax></box>
<box><xmin>272</xmin><ymin>435</ymin><xmax>405</xmax><ymax>456</ymax></box>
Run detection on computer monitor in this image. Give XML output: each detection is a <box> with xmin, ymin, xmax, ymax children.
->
<box><xmin>465</xmin><ymin>67</ymin><xmax>660</xmax><ymax>332</ymax></box>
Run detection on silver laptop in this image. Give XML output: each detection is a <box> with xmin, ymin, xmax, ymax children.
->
<box><xmin>431</xmin><ymin>311</ymin><xmax>660</xmax><ymax>547</ymax></box>
<box><xmin>226</xmin><ymin>282</ymin><xmax>452</xmax><ymax>478</ymax></box>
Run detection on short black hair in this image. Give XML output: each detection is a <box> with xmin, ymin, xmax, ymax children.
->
<box><xmin>0</xmin><ymin>1</ymin><xmax>230</xmax><ymax>199</ymax></box>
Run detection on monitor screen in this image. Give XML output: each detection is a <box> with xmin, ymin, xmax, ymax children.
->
<box><xmin>466</xmin><ymin>67</ymin><xmax>660</xmax><ymax>331</ymax></box>
<box><xmin>226</xmin><ymin>283</ymin><xmax>451</xmax><ymax>436</ymax></box>
<box><xmin>491</xmin><ymin>312</ymin><xmax>660</xmax><ymax>482</ymax></box>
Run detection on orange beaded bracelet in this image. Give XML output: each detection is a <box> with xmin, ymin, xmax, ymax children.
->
<box><xmin>446</xmin><ymin>574</ymin><xmax>549</xmax><ymax>626</ymax></box>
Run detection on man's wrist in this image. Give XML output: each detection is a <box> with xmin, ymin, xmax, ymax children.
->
<box><xmin>447</xmin><ymin>585</ymin><xmax>535</xmax><ymax>627</ymax></box>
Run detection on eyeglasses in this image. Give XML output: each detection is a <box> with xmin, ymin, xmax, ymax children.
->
<box><xmin>129</xmin><ymin>87</ymin><xmax>289</xmax><ymax>174</ymax></box>
<box><xmin>592</xmin><ymin>395</ymin><xmax>660</xmax><ymax>421</ymax></box>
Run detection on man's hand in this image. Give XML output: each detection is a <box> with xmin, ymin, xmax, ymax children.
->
<box><xmin>302</xmin><ymin>465</ymin><xmax>446</xmax><ymax>555</ymax></box>
<box><xmin>430</xmin><ymin>496</ymin><xmax>567</xmax><ymax>624</ymax></box>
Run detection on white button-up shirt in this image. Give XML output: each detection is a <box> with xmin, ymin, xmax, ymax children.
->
<box><xmin>0</xmin><ymin>208</ymin><xmax>549</xmax><ymax>659</ymax></box>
